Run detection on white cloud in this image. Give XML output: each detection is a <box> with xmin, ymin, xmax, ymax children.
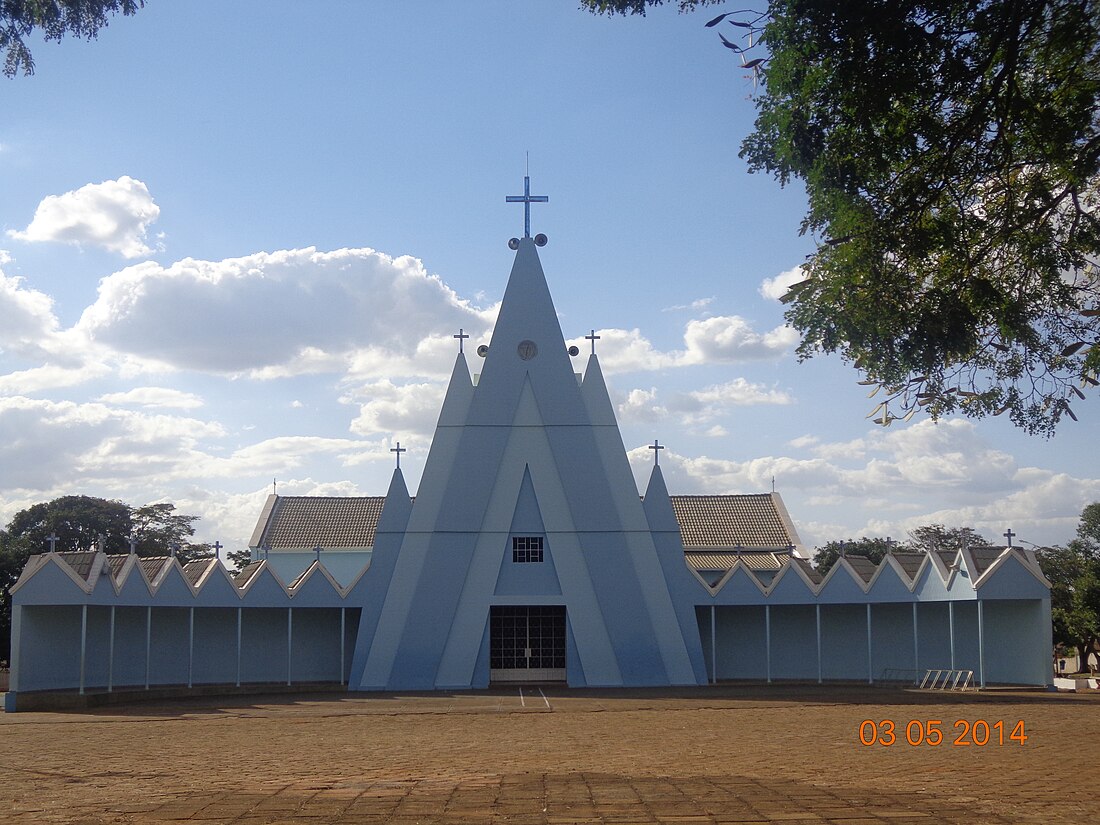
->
<box><xmin>681</xmin><ymin>315</ymin><xmax>799</xmax><ymax>363</ymax></box>
<box><xmin>662</xmin><ymin>296</ymin><xmax>715</xmax><ymax>312</ymax></box>
<box><xmin>342</xmin><ymin>379</ymin><xmax>446</xmax><ymax>438</ymax></box>
<box><xmin>0</xmin><ymin>264</ymin><xmax>63</xmax><ymax>360</ymax></box>
<box><xmin>616</xmin><ymin>379</ymin><xmax>792</xmax><ymax>431</ymax></box>
<box><xmin>75</xmin><ymin>247</ymin><xmax>493</xmax><ymax>376</ymax></box>
<box><xmin>8</xmin><ymin>176</ymin><xmax>160</xmax><ymax>259</ymax></box>
<box><xmin>759</xmin><ymin>265</ymin><xmax>806</xmax><ymax>301</ymax></box>
<box><xmin>97</xmin><ymin>387</ymin><xmax>204</xmax><ymax>409</ymax></box>
<box><xmin>569</xmin><ymin>317</ymin><xmax>796</xmax><ymax>375</ymax></box>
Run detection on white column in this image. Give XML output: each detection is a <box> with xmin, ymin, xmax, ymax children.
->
<box><xmin>145</xmin><ymin>606</ymin><xmax>151</xmax><ymax>690</ymax></box>
<box><xmin>79</xmin><ymin>604</ymin><xmax>87</xmax><ymax>696</ymax></box>
<box><xmin>912</xmin><ymin>602</ymin><xmax>919</xmax><ymax>684</ymax></box>
<box><xmin>977</xmin><ymin>600</ymin><xmax>986</xmax><ymax>688</ymax></box>
<box><xmin>236</xmin><ymin>607</ymin><xmax>242</xmax><ymax>688</ymax></box>
<box><xmin>108</xmin><ymin>606</ymin><xmax>115</xmax><ymax>693</ymax></box>
<box><xmin>815</xmin><ymin>603</ymin><xmax>822</xmax><ymax>684</ymax></box>
<box><xmin>764</xmin><ymin>604</ymin><xmax>771</xmax><ymax>684</ymax></box>
<box><xmin>8</xmin><ymin>605</ymin><xmax>22</xmax><ymax>692</ymax></box>
<box><xmin>866</xmin><ymin>603</ymin><xmax>873</xmax><ymax>684</ymax></box>
<box><xmin>710</xmin><ymin>604</ymin><xmax>717</xmax><ymax>684</ymax></box>
<box><xmin>948</xmin><ymin>601</ymin><xmax>956</xmax><ymax>670</ymax></box>
<box><xmin>340</xmin><ymin>607</ymin><xmax>346</xmax><ymax>686</ymax></box>
<box><xmin>287</xmin><ymin>607</ymin><xmax>293</xmax><ymax>686</ymax></box>
<box><xmin>187</xmin><ymin>607</ymin><xmax>194</xmax><ymax>689</ymax></box>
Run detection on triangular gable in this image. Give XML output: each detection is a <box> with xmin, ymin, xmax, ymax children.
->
<box><xmin>437</xmin><ymin>352</ymin><xmax>475</xmax><ymax>426</ymax></box>
<box><xmin>193</xmin><ymin>563</ymin><xmax>244</xmax><ymax>605</ymax></box>
<box><xmin>494</xmin><ymin>466</ymin><xmax>562</xmax><ymax>596</ymax></box>
<box><xmin>580</xmin><ymin>353</ymin><xmax>618</xmax><ymax>426</ymax></box>
<box><xmin>8</xmin><ymin>554</ymin><xmax>91</xmax><ymax>603</ymax></box>
<box><xmin>974</xmin><ymin>550</ymin><xmax>1052</xmax><ymax>599</ymax></box>
<box><xmin>112</xmin><ymin>555</ymin><xmax>156</xmax><ymax>604</ymax></box>
<box><xmin>710</xmin><ymin>564</ymin><xmax>769</xmax><ymax>604</ymax></box>
<box><xmin>236</xmin><ymin>562</ymin><xmax>291</xmax><ymax>605</ymax></box>
<box><xmin>816</xmin><ymin>559</ymin><xmax>872</xmax><ymax>602</ymax></box>
<box><xmin>150</xmin><ymin>561</ymin><xmax>196</xmax><ymax>605</ymax></box>
<box><xmin>865</xmin><ymin>558</ymin><xmax>916</xmax><ymax>601</ymax></box>
<box><xmin>289</xmin><ymin>561</ymin><xmax>347</xmax><ymax>605</ymax></box>
<box><xmin>764</xmin><ymin>562</ymin><xmax>819</xmax><ymax>603</ymax></box>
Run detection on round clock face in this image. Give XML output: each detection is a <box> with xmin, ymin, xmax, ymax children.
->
<box><xmin>517</xmin><ymin>340</ymin><xmax>538</xmax><ymax>361</ymax></box>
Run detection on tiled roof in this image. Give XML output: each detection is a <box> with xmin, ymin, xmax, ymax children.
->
<box><xmin>139</xmin><ymin>556</ymin><xmax>172</xmax><ymax>581</ymax></box>
<box><xmin>685</xmin><ymin>551</ymin><xmax>783</xmax><ymax>572</ymax></box>
<box><xmin>890</xmin><ymin>552</ymin><xmax>926</xmax><ymax>579</ymax></box>
<box><xmin>106</xmin><ymin>554</ymin><xmax>130</xmax><ymax>578</ymax></box>
<box><xmin>252</xmin><ymin>493</ymin><xmax>799</xmax><ymax>554</ymax></box>
<box><xmin>182</xmin><ymin>560</ymin><xmax>213</xmax><ymax>586</ymax></box>
<box><xmin>257</xmin><ymin>496</ymin><xmax>388</xmax><ymax>549</ymax></box>
<box><xmin>793</xmin><ymin>558</ymin><xmax>823</xmax><ymax>584</ymax></box>
<box><xmin>843</xmin><ymin>555</ymin><xmax>878</xmax><ymax>583</ymax></box>
<box><xmin>669</xmin><ymin>494</ymin><xmax>794</xmax><ymax>549</ymax></box>
<box><xmin>968</xmin><ymin>546</ymin><xmax>1004</xmax><ymax>576</ymax></box>
<box><xmin>235</xmin><ymin>562</ymin><xmax>264</xmax><ymax>587</ymax></box>
<box><xmin>55</xmin><ymin>552</ymin><xmax>97</xmax><ymax>581</ymax></box>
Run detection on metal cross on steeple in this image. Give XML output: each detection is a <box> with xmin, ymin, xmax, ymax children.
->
<box><xmin>506</xmin><ymin>173</ymin><xmax>548</xmax><ymax>238</ymax></box>
<box><xmin>391</xmin><ymin>441</ymin><xmax>407</xmax><ymax>470</ymax></box>
<box><xmin>585</xmin><ymin>330</ymin><xmax>601</xmax><ymax>355</ymax></box>
<box><xmin>1003</xmin><ymin>528</ymin><xmax>1015</xmax><ymax>547</ymax></box>
<box><xmin>454</xmin><ymin>328</ymin><xmax>469</xmax><ymax>354</ymax></box>
<box><xmin>649</xmin><ymin>439</ymin><xmax>665</xmax><ymax>466</ymax></box>
<box><xmin>46</xmin><ymin>532</ymin><xmax>60</xmax><ymax>553</ymax></box>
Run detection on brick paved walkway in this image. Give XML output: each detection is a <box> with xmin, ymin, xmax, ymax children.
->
<box><xmin>2</xmin><ymin>685</ymin><xmax>1097</xmax><ymax>824</ymax></box>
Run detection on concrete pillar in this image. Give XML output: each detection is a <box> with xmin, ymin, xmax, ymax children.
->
<box><xmin>340</xmin><ymin>607</ymin><xmax>346</xmax><ymax>686</ymax></box>
<box><xmin>912</xmin><ymin>602</ymin><xmax>919</xmax><ymax>685</ymax></box>
<box><xmin>948</xmin><ymin>601</ymin><xmax>956</xmax><ymax>670</ymax></box>
<box><xmin>977</xmin><ymin>600</ymin><xmax>986</xmax><ymax>688</ymax></box>
<box><xmin>145</xmin><ymin>606</ymin><xmax>151</xmax><ymax>690</ymax></box>
<box><xmin>236</xmin><ymin>607</ymin><xmax>242</xmax><ymax>688</ymax></box>
<box><xmin>710</xmin><ymin>604</ymin><xmax>717</xmax><ymax>684</ymax></box>
<box><xmin>764</xmin><ymin>604</ymin><xmax>771</xmax><ymax>684</ymax></box>
<box><xmin>108</xmin><ymin>606</ymin><xmax>115</xmax><ymax>693</ymax></box>
<box><xmin>187</xmin><ymin>607</ymin><xmax>194</xmax><ymax>689</ymax></box>
<box><xmin>287</xmin><ymin>607</ymin><xmax>293</xmax><ymax>686</ymax></box>
<box><xmin>79</xmin><ymin>604</ymin><xmax>87</xmax><ymax>696</ymax></box>
<box><xmin>866</xmin><ymin>603</ymin><xmax>873</xmax><ymax>684</ymax></box>
<box><xmin>8</xmin><ymin>605</ymin><xmax>21</xmax><ymax>693</ymax></box>
<box><xmin>815</xmin><ymin>603</ymin><xmax>822</xmax><ymax>684</ymax></box>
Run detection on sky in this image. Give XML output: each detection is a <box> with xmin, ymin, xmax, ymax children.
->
<box><xmin>1</xmin><ymin>1</ymin><xmax>1097</xmax><ymax>554</ymax></box>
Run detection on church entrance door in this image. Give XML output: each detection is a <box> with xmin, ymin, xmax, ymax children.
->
<box><xmin>489</xmin><ymin>605</ymin><xmax>566</xmax><ymax>683</ymax></box>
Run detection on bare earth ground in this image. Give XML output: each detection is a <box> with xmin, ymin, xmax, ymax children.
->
<box><xmin>1</xmin><ymin>685</ymin><xmax>1097</xmax><ymax>824</ymax></box>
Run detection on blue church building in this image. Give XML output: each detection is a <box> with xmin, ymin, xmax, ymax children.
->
<box><xmin>4</xmin><ymin>190</ymin><xmax>1055</xmax><ymax>710</ymax></box>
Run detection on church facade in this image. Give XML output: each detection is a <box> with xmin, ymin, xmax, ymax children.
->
<box><xmin>5</xmin><ymin>207</ymin><xmax>1055</xmax><ymax>710</ymax></box>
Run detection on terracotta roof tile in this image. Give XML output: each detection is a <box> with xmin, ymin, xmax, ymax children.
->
<box><xmin>669</xmin><ymin>494</ymin><xmax>794</xmax><ymax>549</ymax></box>
<box><xmin>684</xmin><ymin>551</ymin><xmax>783</xmax><ymax>572</ymax></box>
<box><xmin>258</xmin><ymin>496</ymin><xmax>388</xmax><ymax>549</ymax></box>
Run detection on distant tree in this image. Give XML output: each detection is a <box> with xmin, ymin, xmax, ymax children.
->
<box><xmin>1</xmin><ymin>0</ymin><xmax>145</xmax><ymax>77</ymax></box>
<box><xmin>584</xmin><ymin>0</ymin><xmax>1100</xmax><ymax>435</ymax></box>
<box><xmin>1</xmin><ymin>495</ymin><xmax>211</xmax><ymax>661</ymax></box>
<box><xmin>813</xmin><ymin>536</ymin><xmax>902</xmax><ymax>576</ymax></box>
<box><xmin>1040</xmin><ymin>502</ymin><xmax>1100</xmax><ymax>672</ymax></box>
<box><xmin>225</xmin><ymin>546</ymin><xmax>253</xmax><ymax>576</ymax></box>
<box><xmin>908</xmin><ymin>525</ymin><xmax>991</xmax><ymax>552</ymax></box>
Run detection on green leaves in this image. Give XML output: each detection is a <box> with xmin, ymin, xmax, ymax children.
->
<box><xmin>740</xmin><ymin>0</ymin><xmax>1100</xmax><ymax>435</ymax></box>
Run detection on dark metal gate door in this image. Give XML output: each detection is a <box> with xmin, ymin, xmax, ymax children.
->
<box><xmin>489</xmin><ymin>605</ymin><xmax>566</xmax><ymax>682</ymax></box>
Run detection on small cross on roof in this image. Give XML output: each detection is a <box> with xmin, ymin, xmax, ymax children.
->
<box><xmin>454</xmin><ymin>328</ymin><xmax>470</xmax><ymax>354</ymax></box>
<box><xmin>648</xmin><ymin>439</ymin><xmax>665</xmax><ymax>466</ymax></box>
<box><xmin>585</xmin><ymin>329</ymin><xmax>600</xmax><ymax>355</ymax></box>
<box><xmin>391</xmin><ymin>441</ymin><xmax>407</xmax><ymax>470</ymax></box>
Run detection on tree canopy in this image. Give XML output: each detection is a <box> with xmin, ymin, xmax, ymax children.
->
<box><xmin>584</xmin><ymin>0</ymin><xmax>1100</xmax><ymax>435</ymax></box>
<box><xmin>0</xmin><ymin>495</ymin><xmax>212</xmax><ymax>661</ymax></box>
<box><xmin>812</xmin><ymin>524</ymin><xmax>990</xmax><ymax>574</ymax></box>
<box><xmin>1040</xmin><ymin>502</ymin><xmax>1100</xmax><ymax>672</ymax></box>
<box><xmin>1</xmin><ymin>0</ymin><xmax>144</xmax><ymax>77</ymax></box>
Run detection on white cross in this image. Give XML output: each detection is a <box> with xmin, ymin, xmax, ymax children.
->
<box><xmin>505</xmin><ymin>174</ymin><xmax>548</xmax><ymax>238</ymax></box>
<box><xmin>391</xmin><ymin>441</ymin><xmax>406</xmax><ymax>470</ymax></box>
<box><xmin>648</xmin><ymin>439</ymin><xmax>664</xmax><ymax>466</ymax></box>
<box><xmin>454</xmin><ymin>328</ymin><xmax>470</xmax><ymax>354</ymax></box>
<box><xmin>46</xmin><ymin>533</ymin><xmax>60</xmax><ymax>553</ymax></box>
<box><xmin>585</xmin><ymin>329</ymin><xmax>600</xmax><ymax>355</ymax></box>
<box><xmin>127</xmin><ymin>535</ymin><xmax>138</xmax><ymax>555</ymax></box>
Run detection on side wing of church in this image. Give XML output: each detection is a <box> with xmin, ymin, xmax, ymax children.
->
<box><xmin>4</xmin><ymin>212</ymin><xmax>1055</xmax><ymax>710</ymax></box>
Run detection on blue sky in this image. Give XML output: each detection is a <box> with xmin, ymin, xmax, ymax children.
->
<box><xmin>1</xmin><ymin>1</ymin><xmax>1096</xmax><ymax>552</ymax></box>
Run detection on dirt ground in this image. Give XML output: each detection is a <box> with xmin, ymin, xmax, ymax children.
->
<box><xmin>1</xmin><ymin>684</ymin><xmax>1097</xmax><ymax>824</ymax></box>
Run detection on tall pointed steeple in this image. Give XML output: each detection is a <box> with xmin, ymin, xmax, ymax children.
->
<box><xmin>354</xmin><ymin>187</ymin><xmax>704</xmax><ymax>690</ymax></box>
